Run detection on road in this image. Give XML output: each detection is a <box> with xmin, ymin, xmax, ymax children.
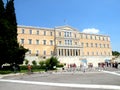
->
<box><xmin>0</xmin><ymin>68</ymin><xmax>120</xmax><ymax>90</ymax></box>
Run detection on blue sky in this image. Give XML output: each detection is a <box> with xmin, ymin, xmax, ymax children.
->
<box><xmin>8</xmin><ymin>0</ymin><xmax>120</xmax><ymax>52</ymax></box>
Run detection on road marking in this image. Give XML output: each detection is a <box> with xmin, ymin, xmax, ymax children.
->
<box><xmin>0</xmin><ymin>79</ymin><xmax>120</xmax><ymax>90</ymax></box>
<box><xmin>102</xmin><ymin>71</ymin><xmax>120</xmax><ymax>76</ymax></box>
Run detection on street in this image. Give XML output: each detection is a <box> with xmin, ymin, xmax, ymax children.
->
<box><xmin>0</xmin><ymin>68</ymin><xmax>120</xmax><ymax>90</ymax></box>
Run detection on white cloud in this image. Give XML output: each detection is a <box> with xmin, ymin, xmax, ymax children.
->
<box><xmin>82</xmin><ymin>28</ymin><xmax>100</xmax><ymax>34</ymax></box>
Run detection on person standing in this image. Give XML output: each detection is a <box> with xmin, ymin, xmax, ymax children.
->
<box><xmin>27</xmin><ymin>64</ymin><xmax>32</xmax><ymax>74</ymax></box>
<box><xmin>83</xmin><ymin>63</ymin><xmax>87</xmax><ymax>73</ymax></box>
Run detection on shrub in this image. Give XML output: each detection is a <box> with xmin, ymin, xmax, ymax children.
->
<box><xmin>20</xmin><ymin>65</ymin><xmax>27</xmax><ymax>70</ymax></box>
<box><xmin>56</xmin><ymin>63</ymin><xmax>64</xmax><ymax>67</ymax></box>
<box><xmin>32</xmin><ymin>60</ymin><xmax>37</xmax><ymax>66</ymax></box>
<box><xmin>45</xmin><ymin>56</ymin><xmax>59</xmax><ymax>70</ymax></box>
<box><xmin>39</xmin><ymin>61</ymin><xmax>46</xmax><ymax>69</ymax></box>
<box><xmin>25</xmin><ymin>59</ymin><xmax>29</xmax><ymax>65</ymax></box>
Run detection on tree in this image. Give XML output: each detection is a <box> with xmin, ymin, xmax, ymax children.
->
<box><xmin>32</xmin><ymin>60</ymin><xmax>37</xmax><ymax>66</ymax></box>
<box><xmin>0</xmin><ymin>0</ymin><xmax>4</xmax><ymax>18</ymax></box>
<box><xmin>0</xmin><ymin>0</ymin><xmax>28</xmax><ymax>68</ymax></box>
<box><xmin>112</xmin><ymin>51</ymin><xmax>120</xmax><ymax>57</ymax></box>
<box><xmin>45</xmin><ymin>56</ymin><xmax>59</xmax><ymax>70</ymax></box>
<box><xmin>0</xmin><ymin>0</ymin><xmax>7</xmax><ymax>68</ymax></box>
<box><xmin>25</xmin><ymin>59</ymin><xmax>29</xmax><ymax>65</ymax></box>
<box><xmin>39</xmin><ymin>61</ymin><xmax>45</xmax><ymax>69</ymax></box>
<box><xmin>5</xmin><ymin>0</ymin><xmax>28</xmax><ymax>65</ymax></box>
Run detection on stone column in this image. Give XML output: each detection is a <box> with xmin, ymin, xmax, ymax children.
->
<box><xmin>65</xmin><ymin>49</ymin><xmax>66</xmax><ymax>56</ymax></box>
<box><xmin>61</xmin><ymin>49</ymin><xmax>63</xmax><ymax>56</ymax></box>
<box><xmin>60</xmin><ymin>49</ymin><xmax>62</xmax><ymax>56</ymax></box>
<box><xmin>75</xmin><ymin>49</ymin><xmax>76</xmax><ymax>56</ymax></box>
<box><xmin>66</xmin><ymin>49</ymin><xmax>68</xmax><ymax>56</ymax></box>
<box><xmin>79</xmin><ymin>49</ymin><xmax>81</xmax><ymax>56</ymax></box>
<box><xmin>57</xmin><ymin>49</ymin><xmax>59</xmax><ymax>56</ymax></box>
<box><xmin>73</xmin><ymin>49</ymin><xmax>75</xmax><ymax>56</ymax></box>
<box><xmin>63</xmin><ymin>49</ymin><xmax>65</xmax><ymax>56</ymax></box>
<box><xmin>70</xmin><ymin>49</ymin><xmax>72</xmax><ymax>56</ymax></box>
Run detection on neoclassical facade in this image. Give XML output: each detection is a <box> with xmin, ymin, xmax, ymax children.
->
<box><xmin>17</xmin><ymin>25</ymin><xmax>112</xmax><ymax>67</ymax></box>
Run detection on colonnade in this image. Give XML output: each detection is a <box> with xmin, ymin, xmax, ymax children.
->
<box><xmin>57</xmin><ymin>49</ymin><xmax>81</xmax><ymax>56</ymax></box>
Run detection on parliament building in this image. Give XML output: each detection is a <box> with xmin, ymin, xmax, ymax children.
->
<box><xmin>17</xmin><ymin>25</ymin><xmax>112</xmax><ymax>67</ymax></box>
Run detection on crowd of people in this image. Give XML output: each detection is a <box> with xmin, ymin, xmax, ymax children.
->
<box><xmin>62</xmin><ymin>62</ymin><xmax>119</xmax><ymax>73</ymax></box>
<box><xmin>98</xmin><ymin>62</ymin><xmax>119</xmax><ymax>70</ymax></box>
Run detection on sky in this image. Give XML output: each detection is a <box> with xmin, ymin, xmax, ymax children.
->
<box><xmin>5</xmin><ymin>0</ymin><xmax>120</xmax><ymax>52</ymax></box>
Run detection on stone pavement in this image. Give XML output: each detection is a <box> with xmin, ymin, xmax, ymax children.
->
<box><xmin>0</xmin><ymin>66</ymin><xmax>119</xmax><ymax>79</ymax></box>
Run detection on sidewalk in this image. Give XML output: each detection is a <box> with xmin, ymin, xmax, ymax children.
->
<box><xmin>0</xmin><ymin>67</ymin><xmax>119</xmax><ymax>79</ymax></box>
<box><xmin>0</xmin><ymin>73</ymin><xmax>24</xmax><ymax>79</ymax></box>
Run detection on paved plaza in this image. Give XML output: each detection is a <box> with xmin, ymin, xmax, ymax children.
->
<box><xmin>0</xmin><ymin>67</ymin><xmax>120</xmax><ymax>90</ymax></box>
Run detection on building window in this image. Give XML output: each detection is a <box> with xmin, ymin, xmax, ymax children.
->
<box><xmin>96</xmin><ymin>52</ymin><xmax>98</xmax><ymax>55</ymax></box>
<box><xmin>67</xmin><ymin>32</ymin><xmax>69</xmax><ymax>37</ymax></box>
<box><xmin>36</xmin><ymin>30</ymin><xmax>39</xmax><ymax>35</ymax></box>
<box><xmin>43</xmin><ymin>40</ymin><xmax>46</xmax><ymax>45</ymax></box>
<box><xmin>91</xmin><ymin>43</ymin><xmax>93</xmax><ymax>47</ymax></box>
<box><xmin>95</xmin><ymin>36</ymin><xmax>97</xmax><ymax>40</ymax></box>
<box><xmin>86</xmin><ymin>43</ymin><xmax>89</xmax><ymax>47</ymax></box>
<box><xmin>36</xmin><ymin>40</ymin><xmax>39</xmax><ymax>45</ymax></box>
<box><xmin>81</xmin><ymin>42</ymin><xmax>84</xmax><ymax>47</ymax></box>
<box><xmin>64</xmin><ymin>32</ymin><xmax>66</xmax><ymax>37</ymax></box>
<box><xmin>36</xmin><ymin>50</ymin><xmax>39</xmax><ymax>56</ymax></box>
<box><xmin>80</xmin><ymin>34</ymin><xmax>83</xmax><ymax>39</ymax></box>
<box><xmin>43</xmin><ymin>50</ymin><xmax>46</xmax><ymax>55</ymax></box>
<box><xmin>90</xmin><ymin>35</ymin><xmax>92</xmax><ymax>39</ymax></box>
<box><xmin>107</xmin><ymin>44</ymin><xmax>109</xmax><ymax>48</ymax></box>
<box><xmin>86</xmin><ymin>35</ymin><xmax>88</xmax><ymax>39</ymax></box>
<box><xmin>95</xmin><ymin>43</ymin><xmax>97</xmax><ymax>47</ymax></box>
<box><xmin>22</xmin><ymin>29</ymin><xmax>24</xmax><ymax>34</ymax></box>
<box><xmin>65</xmin><ymin>40</ymin><xmax>72</xmax><ymax>45</ymax></box>
<box><xmin>20</xmin><ymin>39</ymin><xmax>24</xmax><ymax>44</ymax></box>
<box><xmin>64</xmin><ymin>32</ymin><xmax>72</xmax><ymax>37</ymax></box>
<box><xmin>50</xmin><ymin>32</ymin><xmax>53</xmax><ymax>36</ymax></box>
<box><xmin>29</xmin><ymin>30</ymin><xmax>32</xmax><ymax>34</ymax></box>
<box><xmin>75</xmin><ymin>42</ymin><xmax>77</xmax><ymax>45</ymax></box>
<box><xmin>99</xmin><ymin>37</ymin><xmax>101</xmax><ymax>40</ymax></box>
<box><xmin>59</xmin><ymin>41</ymin><xmax>62</xmax><ymax>45</ymax></box>
<box><xmin>104</xmin><ymin>44</ymin><xmax>106</xmax><ymax>48</ymax></box>
<box><xmin>51</xmin><ymin>51</ymin><xmax>53</xmax><ymax>55</ymax></box>
<box><xmin>75</xmin><ymin>34</ymin><xmax>76</xmax><ymax>38</ymax></box>
<box><xmin>87</xmin><ymin>52</ymin><xmax>89</xmax><ymax>56</ymax></box>
<box><xmin>50</xmin><ymin>40</ymin><xmax>53</xmax><ymax>45</ymax></box>
<box><xmin>29</xmin><ymin>50</ymin><xmax>31</xmax><ymax>54</ymax></box>
<box><xmin>104</xmin><ymin>51</ymin><xmax>106</xmax><ymax>55</ymax></box>
<box><xmin>92</xmin><ymin>52</ymin><xmax>94</xmax><ymax>55</ymax></box>
<box><xmin>106</xmin><ymin>37</ymin><xmax>108</xmax><ymax>41</ymax></box>
<box><xmin>70</xmin><ymin>32</ymin><xmax>72</xmax><ymax>37</ymax></box>
<box><xmin>99</xmin><ymin>44</ymin><xmax>102</xmax><ymax>48</ymax></box>
<box><xmin>65</xmin><ymin>40</ymin><xmax>67</xmax><ymax>45</ymax></box>
<box><xmin>28</xmin><ymin>39</ymin><xmax>32</xmax><ymax>44</ymax></box>
<box><xmin>44</xmin><ymin>31</ymin><xmax>46</xmax><ymax>36</ymax></box>
<box><xmin>59</xmin><ymin>32</ymin><xmax>61</xmax><ymax>36</ymax></box>
<box><xmin>70</xmin><ymin>40</ymin><xmax>72</xmax><ymax>45</ymax></box>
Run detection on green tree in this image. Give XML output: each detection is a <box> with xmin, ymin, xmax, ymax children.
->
<box><xmin>32</xmin><ymin>60</ymin><xmax>37</xmax><ymax>66</ymax></box>
<box><xmin>45</xmin><ymin>56</ymin><xmax>59</xmax><ymax>70</ymax></box>
<box><xmin>5</xmin><ymin>0</ymin><xmax>19</xmax><ymax>64</ymax></box>
<box><xmin>39</xmin><ymin>61</ymin><xmax>45</xmax><ymax>69</ymax></box>
<box><xmin>112</xmin><ymin>51</ymin><xmax>120</xmax><ymax>57</ymax></box>
<box><xmin>0</xmin><ymin>0</ymin><xmax>28</xmax><ymax>68</ymax></box>
<box><xmin>25</xmin><ymin>59</ymin><xmax>29</xmax><ymax>65</ymax></box>
<box><xmin>0</xmin><ymin>0</ymin><xmax>7</xmax><ymax>68</ymax></box>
